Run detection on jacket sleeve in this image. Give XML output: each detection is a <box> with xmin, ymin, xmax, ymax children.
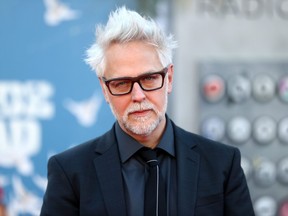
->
<box><xmin>224</xmin><ymin>148</ymin><xmax>255</xmax><ymax>216</ymax></box>
<box><xmin>40</xmin><ymin>156</ymin><xmax>79</xmax><ymax>216</ymax></box>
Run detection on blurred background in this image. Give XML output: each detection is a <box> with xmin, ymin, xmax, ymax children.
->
<box><xmin>0</xmin><ymin>0</ymin><xmax>288</xmax><ymax>215</ymax></box>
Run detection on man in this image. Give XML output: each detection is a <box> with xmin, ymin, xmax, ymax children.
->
<box><xmin>40</xmin><ymin>6</ymin><xmax>255</xmax><ymax>216</ymax></box>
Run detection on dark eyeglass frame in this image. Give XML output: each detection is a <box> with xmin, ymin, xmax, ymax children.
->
<box><xmin>102</xmin><ymin>67</ymin><xmax>168</xmax><ymax>96</ymax></box>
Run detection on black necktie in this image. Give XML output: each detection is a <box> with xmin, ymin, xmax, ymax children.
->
<box><xmin>138</xmin><ymin>148</ymin><xmax>166</xmax><ymax>216</ymax></box>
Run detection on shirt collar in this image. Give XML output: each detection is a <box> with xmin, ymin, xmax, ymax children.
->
<box><xmin>115</xmin><ymin>116</ymin><xmax>175</xmax><ymax>163</ymax></box>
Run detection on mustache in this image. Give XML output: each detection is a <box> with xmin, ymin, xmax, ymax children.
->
<box><xmin>126</xmin><ymin>101</ymin><xmax>154</xmax><ymax>114</ymax></box>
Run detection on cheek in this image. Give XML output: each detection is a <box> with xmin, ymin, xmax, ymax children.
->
<box><xmin>149</xmin><ymin>91</ymin><xmax>167</xmax><ymax>111</ymax></box>
<box><xmin>109</xmin><ymin>97</ymin><xmax>129</xmax><ymax>115</ymax></box>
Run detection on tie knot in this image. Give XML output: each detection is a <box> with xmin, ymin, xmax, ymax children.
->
<box><xmin>138</xmin><ymin>148</ymin><xmax>158</xmax><ymax>167</ymax></box>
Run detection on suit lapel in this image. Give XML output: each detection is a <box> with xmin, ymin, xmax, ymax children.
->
<box><xmin>93</xmin><ymin>128</ymin><xmax>127</xmax><ymax>216</ymax></box>
<box><xmin>174</xmin><ymin>124</ymin><xmax>200</xmax><ymax>216</ymax></box>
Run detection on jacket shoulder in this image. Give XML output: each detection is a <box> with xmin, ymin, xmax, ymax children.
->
<box><xmin>49</xmin><ymin>126</ymin><xmax>116</xmax><ymax>167</ymax></box>
<box><xmin>172</xmin><ymin>121</ymin><xmax>239</xmax><ymax>158</ymax></box>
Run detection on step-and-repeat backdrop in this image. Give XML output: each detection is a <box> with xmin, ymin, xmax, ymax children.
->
<box><xmin>0</xmin><ymin>1</ymin><xmax>136</xmax><ymax>215</ymax></box>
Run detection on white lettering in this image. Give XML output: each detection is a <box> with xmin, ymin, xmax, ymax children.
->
<box><xmin>0</xmin><ymin>80</ymin><xmax>55</xmax><ymax>173</ymax></box>
<box><xmin>195</xmin><ymin>0</ymin><xmax>288</xmax><ymax>19</ymax></box>
<box><xmin>0</xmin><ymin>80</ymin><xmax>54</xmax><ymax>119</ymax></box>
<box><xmin>0</xmin><ymin>119</ymin><xmax>41</xmax><ymax>155</ymax></box>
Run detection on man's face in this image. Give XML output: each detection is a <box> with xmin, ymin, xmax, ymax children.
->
<box><xmin>99</xmin><ymin>41</ymin><xmax>174</xmax><ymax>140</ymax></box>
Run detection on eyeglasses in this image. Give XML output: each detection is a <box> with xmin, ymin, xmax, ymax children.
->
<box><xmin>102</xmin><ymin>67</ymin><xmax>168</xmax><ymax>96</ymax></box>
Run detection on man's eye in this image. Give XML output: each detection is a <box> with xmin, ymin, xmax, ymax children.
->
<box><xmin>111</xmin><ymin>80</ymin><xmax>130</xmax><ymax>88</ymax></box>
<box><xmin>143</xmin><ymin>74</ymin><xmax>159</xmax><ymax>81</ymax></box>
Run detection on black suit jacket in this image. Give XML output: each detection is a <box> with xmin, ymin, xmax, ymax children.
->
<box><xmin>40</xmin><ymin>121</ymin><xmax>255</xmax><ymax>216</ymax></box>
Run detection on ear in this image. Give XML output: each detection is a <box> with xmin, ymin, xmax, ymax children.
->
<box><xmin>98</xmin><ymin>77</ymin><xmax>110</xmax><ymax>103</ymax></box>
<box><xmin>167</xmin><ymin>64</ymin><xmax>174</xmax><ymax>94</ymax></box>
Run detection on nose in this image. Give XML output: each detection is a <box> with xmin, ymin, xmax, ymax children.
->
<box><xmin>131</xmin><ymin>82</ymin><xmax>146</xmax><ymax>102</ymax></box>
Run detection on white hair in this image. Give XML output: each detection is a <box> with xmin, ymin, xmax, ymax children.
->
<box><xmin>85</xmin><ymin>6</ymin><xmax>178</xmax><ymax>77</ymax></box>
